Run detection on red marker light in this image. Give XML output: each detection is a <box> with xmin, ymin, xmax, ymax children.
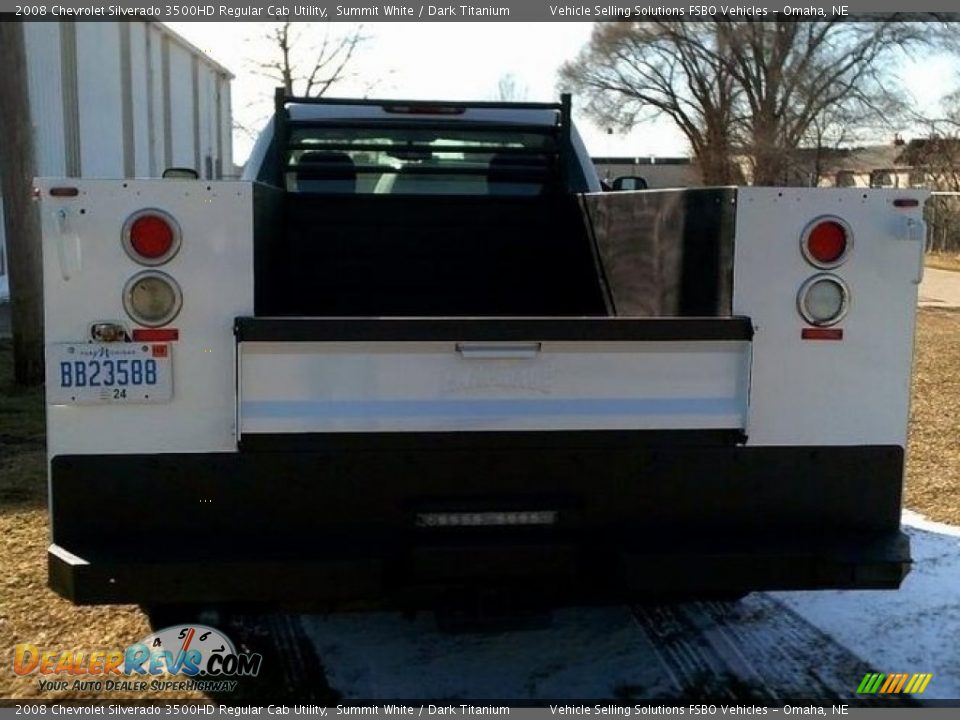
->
<box><xmin>801</xmin><ymin>328</ymin><xmax>844</xmax><ymax>341</ymax></box>
<box><xmin>132</xmin><ymin>328</ymin><xmax>179</xmax><ymax>342</ymax></box>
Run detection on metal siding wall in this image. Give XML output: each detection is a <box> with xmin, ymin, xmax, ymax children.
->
<box><xmin>167</xmin><ymin>43</ymin><xmax>196</xmax><ymax>169</ymax></box>
<box><xmin>128</xmin><ymin>23</ymin><xmax>152</xmax><ymax>178</ymax></box>
<box><xmin>148</xmin><ymin>25</ymin><xmax>165</xmax><ymax>176</ymax></box>
<box><xmin>119</xmin><ymin>24</ymin><xmax>135</xmax><ymax>178</ymax></box>
<box><xmin>17</xmin><ymin>22</ymin><xmax>231</xmax><ymax>182</ymax></box>
<box><xmin>75</xmin><ymin>23</ymin><xmax>124</xmax><ymax>177</ymax></box>
<box><xmin>59</xmin><ymin>23</ymin><xmax>81</xmax><ymax>177</ymax></box>
<box><xmin>191</xmin><ymin>55</ymin><xmax>201</xmax><ymax>174</ymax></box>
<box><xmin>214</xmin><ymin>74</ymin><xmax>224</xmax><ymax>178</ymax></box>
<box><xmin>23</xmin><ymin>22</ymin><xmax>67</xmax><ymax>177</ymax></box>
<box><xmin>219</xmin><ymin>79</ymin><xmax>233</xmax><ymax>175</ymax></box>
<box><xmin>197</xmin><ymin>66</ymin><xmax>215</xmax><ymax>179</ymax></box>
<box><xmin>161</xmin><ymin>31</ymin><xmax>173</xmax><ymax>170</ymax></box>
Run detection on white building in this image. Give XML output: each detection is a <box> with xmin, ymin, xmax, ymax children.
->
<box><xmin>0</xmin><ymin>22</ymin><xmax>234</xmax><ymax>300</ymax></box>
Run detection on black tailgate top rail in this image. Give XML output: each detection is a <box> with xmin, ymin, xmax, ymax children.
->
<box><xmin>235</xmin><ymin>317</ymin><xmax>755</xmax><ymax>343</ymax></box>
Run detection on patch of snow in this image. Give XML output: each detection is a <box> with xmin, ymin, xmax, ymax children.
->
<box><xmin>300</xmin><ymin>511</ymin><xmax>960</xmax><ymax>701</ymax></box>
<box><xmin>775</xmin><ymin>512</ymin><xmax>960</xmax><ymax>700</ymax></box>
<box><xmin>902</xmin><ymin>509</ymin><xmax>960</xmax><ymax>538</ymax></box>
<box><xmin>300</xmin><ymin>607</ymin><xmax>673</xmax><ymax>700</ymax></box>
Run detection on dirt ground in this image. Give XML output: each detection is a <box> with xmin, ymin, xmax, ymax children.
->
<box><xmin>0</xmin><ymin>308</ymin><xmax>959</xmax><ymax>699</ymax></box>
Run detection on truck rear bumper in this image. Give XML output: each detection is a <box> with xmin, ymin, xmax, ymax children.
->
<box><xmin>48</xmin><ymin>433</ymin><xmax>910</xmax><ymax>606</ymax></box>
<box><xmin>49</xmin><ymin>533</ymin><xmax>910</xmax><ymax>607</ymax></box>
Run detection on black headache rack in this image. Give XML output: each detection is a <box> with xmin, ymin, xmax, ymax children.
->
<box><xmin>272</xmin><ymin>87</ymin><xmax>576</xmax><ymax>191</ymax></box>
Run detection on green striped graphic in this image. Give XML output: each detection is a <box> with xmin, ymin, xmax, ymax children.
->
<box><xmin>857</xmin><ymin>673</ymin><xmax>885</xmax><ymax>694</ymax></box>
<box><xmin>857</xmin><ymin>672</ymin><xmax>932</xmax><ymax>694</ymax></box>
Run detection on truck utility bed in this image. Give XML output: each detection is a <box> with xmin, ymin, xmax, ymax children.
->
<box><xmin>39</xmin><ymin>93</ymin><xmax>925</xmax><ymax>606</ymax></box>
<box><xmin>256</xmin><ymin>193</ymin><xmax>607</xmax><ymax>317</ymax></box>
<box><xmin>254</xmin><ymin>188</ymin><xmax>737</xmax><ymax>319</ymax></box>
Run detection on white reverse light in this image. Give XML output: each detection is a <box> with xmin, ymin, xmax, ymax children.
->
<box><xmin>797</xmin><ymin>274</ymin><xmax>850</xmax><ymax>327</ymax></box>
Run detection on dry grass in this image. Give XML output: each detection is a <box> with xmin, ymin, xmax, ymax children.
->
<box><xmin>906</xmin><ymin>308</ymin><xmax>960</xmax><ymax>524</ymax></box>
<box><xmin>0</xmin><ymin>309</ymin><xmax>959</xmax><ymax>698</ymax></box>
<box><xmin>0</xmin><ymin>340</ymin><xmax>202</xmax><ymax>700</ymax></box>
<box><xmin>926</xmin><ymin>252</ymin><xmax>960</xmax><ymax>273</ymax></box>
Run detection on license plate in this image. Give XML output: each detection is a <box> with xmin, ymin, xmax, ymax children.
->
<box><xmin>46</xmin><ymin>343</ymin><xmax>173</xmax><ymax>404</ymax></box>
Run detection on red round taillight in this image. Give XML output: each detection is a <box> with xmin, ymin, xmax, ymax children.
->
<box><xmin>122</xmin><ymin>209</ymin><xmax>181</xmax><ymax>266</ymax></box>
<box><xmin>130</xmin><ymin>216</ymin><xmax>173</xmax><ymax>258</ymax></box>
<box><xmin>801</xmin><ymin>217</ymin><xmax>851</xmax><ymax>268</ymax></box>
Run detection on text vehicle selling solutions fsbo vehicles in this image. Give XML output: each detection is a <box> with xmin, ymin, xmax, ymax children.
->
<box><xmin>40</xmin><ymin>92</ymin><xmax>927</xmax><ymax>606</ymax></box>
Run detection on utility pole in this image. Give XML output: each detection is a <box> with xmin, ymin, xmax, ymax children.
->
<box><xmin>0</xmin><ymin>22</ymin><xmax>44</xmax><ymax>386</ymax></box>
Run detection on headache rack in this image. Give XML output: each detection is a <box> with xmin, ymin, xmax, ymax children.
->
<box><xmin>272</xmin><ymin>88</ymin><xmax>575</xmax><ymax>191</ymax></box>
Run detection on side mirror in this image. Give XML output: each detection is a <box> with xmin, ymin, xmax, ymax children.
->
<box><xmin>162</xmin><ymin>167</ymin><xmax>199</xmax><ymax>180</ymax></box>
<box><xmin>611</xmin><ymin>176</ymin><xmax>648</xmax><ymax>191</ymax></box>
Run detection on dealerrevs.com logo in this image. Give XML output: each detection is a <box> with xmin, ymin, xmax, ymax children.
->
<box><xmin>13</xmin><ymin>625</ymin><xmax>262</xmax><ymax>693</ymax></box>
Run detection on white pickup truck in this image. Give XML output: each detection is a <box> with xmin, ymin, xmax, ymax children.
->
<box><xmin>40</xmin><ymin>92</ymin><xmax>927</xmax><ymax>607</ymax></box>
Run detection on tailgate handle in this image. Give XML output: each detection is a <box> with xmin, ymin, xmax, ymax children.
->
<box><xmin>455</xmin><ymin>342</ymin><xmax>542</xmax><ymax>359</ymax></box>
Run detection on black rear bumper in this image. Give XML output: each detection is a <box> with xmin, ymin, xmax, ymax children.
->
<box><xmin>48</xmin><ymin>432</ymin><xmax>911</xmax><ymax>606</ymax></box>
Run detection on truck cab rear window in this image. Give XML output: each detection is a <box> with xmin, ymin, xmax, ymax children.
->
<box><xmin>284</xmin><ymin>126</ymin><xmax>557</xmax><ymax>195</ymax></box>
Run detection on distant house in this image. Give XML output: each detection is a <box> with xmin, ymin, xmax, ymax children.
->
<box><xmin>814</xmin><ymin>143</ymin><xmax>919</xmax><ymax>189</ymax></box>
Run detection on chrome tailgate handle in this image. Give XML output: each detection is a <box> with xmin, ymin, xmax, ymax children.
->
<box><xmin>455</xmin><ymin>342</ymin><xmax>542</xmax><ymax>359</ymax></box>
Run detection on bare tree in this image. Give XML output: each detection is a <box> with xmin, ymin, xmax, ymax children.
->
<box><xmin>799</xmin><ymin>105</ymin><xmax>871</xmax><ymax>187</ymax></box>
<box><xmin>907</xmin><ymin>96</ymin><xmax>960</xmax><ymax>253</ymax></box>
<box><xmin>495</xmin><ymin>73</ymin><xmax>528</xmax><ymax>102</ymax></box>
<box><xmin>254</xmin><ymin>22</ymin><xmax>368</xmax><ymax>97</ymax></box>
<box><xmin>560</xmin><ymin>23</ymin><xmax>740</xmax><ymax>184</ymax></box>
<box><xmin>561</xmin><ymin>20</ymin><xmax>950</xmax><ymax>185</ymax></box>
<box><xmin>0</xmin><ymin>22</ymin><xmax>44</xmax><ymax>386</ymax></box>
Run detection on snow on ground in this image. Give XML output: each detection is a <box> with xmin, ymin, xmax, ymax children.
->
<box><xmin>300</xmin><ymin>512</ymin><xmax>960</xmax><ymax>701</ymax></box>
<box><xmin>300</xmin><ymin>606</ymin><xmax>675</xmax><ymax>699</ymax></box>
<box><xmin>776</xmin><ymin>511</ymin><xmax>960</xmax><ymax>700</ymax></box>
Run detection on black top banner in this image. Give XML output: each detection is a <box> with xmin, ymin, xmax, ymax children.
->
<box><xmin>1</xmin><ymin>1</ymin><xmax>958</xmax><ymax>21</ymax></box>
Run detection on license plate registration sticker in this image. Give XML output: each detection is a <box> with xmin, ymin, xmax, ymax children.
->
<box><xmin>46</xmin><ymin>343</ymin><xmax>173</xmax><ymax>404</ymax></box>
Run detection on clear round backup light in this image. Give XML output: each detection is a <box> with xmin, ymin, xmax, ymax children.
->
<box><xmin>797</xmin><ymin>274</ymin><xmax>850</xmax><ymax>327</ymax></box>
<box><xmin>122</xmin><ymin>271</ymin><xmax>182</xmax><ymax>327</ymax></box>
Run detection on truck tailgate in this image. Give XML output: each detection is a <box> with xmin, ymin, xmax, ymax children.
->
<box><xmin>235</xmin><ymin>318</ymin><xmax>752</xmax><ymax>438</ymax></box>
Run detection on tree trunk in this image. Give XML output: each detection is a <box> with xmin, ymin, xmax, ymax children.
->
<box><xmin>750</xmin><ymin>121</ymin><xmax>789</xmax><ymax>186</ymax></box>
<box><xmin>696</xmin><ymin>144</ymin><xmax>741</xmax><ymax>186</ymax></box>
<box><xmin>0</xmin><ymin>22</ymin><xmax>45</xmax><ymax>386</ymax></box>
